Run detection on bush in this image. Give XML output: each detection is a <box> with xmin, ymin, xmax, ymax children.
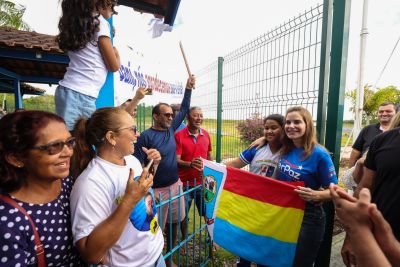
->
<box><xmin>236</xmin><ymin>117</ymin><xmax>264</xmax><ymax>144</ymax></box>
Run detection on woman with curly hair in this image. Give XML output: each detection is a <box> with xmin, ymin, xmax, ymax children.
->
<box><xmin>55</xmin><ymin>0</ymin><xmax>120</xmax><ymax>130</ymax></box>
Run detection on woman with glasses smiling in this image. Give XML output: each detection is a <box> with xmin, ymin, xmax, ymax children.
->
<box><xmin>0</xmin><ymin>110</ymin><xmax>84</xmax><ymax>266</ymax></box>
<box><xmin>70</xmin><ymin>107</ymin><xmax>165</xmax><ymax>267</ymax></box>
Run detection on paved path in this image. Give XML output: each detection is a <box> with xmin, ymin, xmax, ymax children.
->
<box><xmin>330</xmin><ymin>232</ymin><xmax>346</xmax><ymax>266</ymax></box>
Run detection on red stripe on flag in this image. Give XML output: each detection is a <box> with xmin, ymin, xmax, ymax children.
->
<box><xmin>224</xmin><ymin>167</ymin><xmax>305</xmax><ymax>210</ymax></box>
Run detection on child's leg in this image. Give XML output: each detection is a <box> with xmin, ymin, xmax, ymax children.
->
<box><xmin>55</xmin><ymin>85</ymin><xmax>96</xmax><ymax>131</ymax></box>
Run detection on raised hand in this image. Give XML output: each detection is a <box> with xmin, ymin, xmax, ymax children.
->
<box><xmin>186</xmin><ymin>74</ymin><xmax>196</xmax><ymax>89</ymax></box>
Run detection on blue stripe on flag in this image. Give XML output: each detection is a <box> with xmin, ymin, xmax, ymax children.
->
<box><xmin>214</xmin><ymin>217</ymin><xmax>296</xmax><ymax>267</ymax></box>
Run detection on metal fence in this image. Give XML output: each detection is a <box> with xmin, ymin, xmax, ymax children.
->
<box><xmin>191</xmin><ymin>4</ymin><xmax>325</xmax><ymax>163</ymax></box>
<box><xmin>137</xmin><ymin>1</ymin><xmax>352</xmax><ymax>266</ymax></box>
<box><xmin>157</xmin><ymin>183</ymin><xmax>212</xmax><ymax>267</ymax></box>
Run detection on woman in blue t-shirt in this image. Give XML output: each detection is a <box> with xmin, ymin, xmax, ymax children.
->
<box><xmin>277</xmin><ymin>106</ymin><xmax>338</xmax><ymax>267</ymax></box>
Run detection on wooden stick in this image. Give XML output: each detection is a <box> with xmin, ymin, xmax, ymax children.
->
<box><xmin>179</xmin><ymin>41</ymin><xmax>192</xmax><ymax>76</ymax></box>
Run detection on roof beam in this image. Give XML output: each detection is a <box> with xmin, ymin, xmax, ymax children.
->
<box><xmin>0</xmin><ymin>47</ymin><xmax>69</xmax><ymax>64</ymax></box>
<box><xmin>0</xmin><ymin>67</ymin><xmax>20</xmax><ymax>79</ymax></box>
<box><xmin>119</xmin><ymin>0</ymin><xmax>164</xmax><ymax>15</ymax></box>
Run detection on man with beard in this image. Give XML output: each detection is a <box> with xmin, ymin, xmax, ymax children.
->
<box><xmin>134</xmin><ymin>75</ymin><xmax>195</xmax><ymax>266</ymax></box>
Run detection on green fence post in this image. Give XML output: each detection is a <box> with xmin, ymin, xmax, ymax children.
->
<box><xmin>325</xmin><ymin>0</ymin><xmax>351</xmax><ymax>171</ymax></box>
<box><xmin>143</xmin><ymin>103</ymin><xmax>146</xmax><ymax>130</ymax></box>
<box><xmin>316</xmin><ymin>0</ymin><xmax>332</xmax><ymax>144</ymax></box>
<box><xmin>216</xmin><ymin>57</ymin><xmax>224</xmax><ymax>163</ymax></box>
<box><xmin>315</xmin><ymin>1</ymin><xmax>351</xmax><ymax>267</ymax></box>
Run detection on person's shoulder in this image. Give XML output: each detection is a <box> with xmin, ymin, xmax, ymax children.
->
<box><xmin>125</xmin><ymin>155</ymin><xmax>142</xmax><ymax>169</ymax></box>
<box><xmin>61</xmin><ymin>176</ymin><xmax>75</xmax><ymax>195</ymax></box>
<box><xmin>362</xmin><ymin>123</ymin><xmax>380</xmax><ymax>132</ymax></box>
<box><xmin>175</xmin><ymin>127</ymin><xmax>186</xmax><ymax>137</ymax></box>
<box><xmin>313</xmin><ymin>145</ymin><xmax>331</xmax><ymax>158</ymax></box>
<box><xmin>98</xmin><ymin>14</ymin><xmax>110</xmax><ymax>26</ymax></box>
<box><xmin>75</xmin><ymin>158</ymin><xmax>105</xmax><ymax>184</ymax></box>
<box><xmin>374</xmin><ymin>127</ymin><xmax>400</xmax><ymax>143</ymax></box>
<box><xmin>201</xmin><ymin>128</ymin><xmax>210</xmax><ymax>135</ymax></box>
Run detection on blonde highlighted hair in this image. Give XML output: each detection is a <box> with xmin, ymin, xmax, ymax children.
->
<box><xmin>281</xmin><ymin>106</ymin><xmax>319</xmax><ymax>159</ymax></box>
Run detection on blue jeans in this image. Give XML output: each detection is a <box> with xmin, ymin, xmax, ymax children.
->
<box><xmin>184</xmin><ymin>185</ymin><xmax>205</xmax><ymax>216</ymax></box>
<box><xmin>293</xmin><ymin>204</ymin><xmax>326</xmax><ymax>267</ymax></box>
<box><xmin>55</xmin><ymin>85</ymin><xmax>96</xmax><ymax>131</ymax></box>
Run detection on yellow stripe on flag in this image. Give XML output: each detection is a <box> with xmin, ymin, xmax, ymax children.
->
<box><xmin>217</xmin><ymin>190</ymin><xmax>304</xmax><ymax>243</ymax></box>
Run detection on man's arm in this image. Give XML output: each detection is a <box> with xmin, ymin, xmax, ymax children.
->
<box><xmin>172</xmin><ymin>75</ymin><xmax>195</xmax><ymax>130</ymax></box>
<box><xmin>176</xmin><ymin>154</ymin><xmax>192</xmax><ymax>169</ymax></box>
<box><xmin>354</xmin><ymin>167</ymin><xmax>376</xmax><ymax>198</ymax></box>
<box><xmin>348</xmin><ymin>149</ymin><xmax>361</xmax><ymax>167</ymax></box>
<box><xmin>124</xmin><ymin>87</ymin><xmax>149</xmax><ymax>115</ymax></box>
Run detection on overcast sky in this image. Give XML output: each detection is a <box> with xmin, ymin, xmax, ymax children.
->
<box><xmin>12</xmin><ymin>0</ymin><xmax>400</xmax><ymax>118</ymax></box>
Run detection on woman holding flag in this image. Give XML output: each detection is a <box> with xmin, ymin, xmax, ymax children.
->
<box><xmin>227</xmin><ymin>114</ymin><xmax>285</xmax><ymax>267</ymax></box>
<box><xmin>277</xmin><ymin>106</ymin><xmax>338</xmax><ymax>267</ymax></box>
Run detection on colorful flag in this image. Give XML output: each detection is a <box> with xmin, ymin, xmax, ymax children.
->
<box><xmin>203</xmin><ymin>160</ymin><xmax>305</xmax><ymax>267</ymax></box>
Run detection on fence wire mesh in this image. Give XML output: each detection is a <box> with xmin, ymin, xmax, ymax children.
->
<box><xmin>192</xmin><ymin>4</ymin><xmax>324</xmax><ymax>162</ymax></box>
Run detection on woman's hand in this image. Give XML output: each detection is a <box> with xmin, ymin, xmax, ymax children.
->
<box><xmin>294</xmin><ymin>186</ymin><xmax>322</xmax><ymax>202</ymax></box>
<box><xmin>122</xmin><ymin>168</ymin><xmax>153</xmax><ymax>208</ymax></box>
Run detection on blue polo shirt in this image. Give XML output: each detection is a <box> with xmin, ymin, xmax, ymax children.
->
<box><xmin>277</xmin><ymin>145</ymin><xmax>338</xmax><ymax>189</ymax></box>
<box><xmin>134</xmin><ymin>89</ymin><xmax>192</xmax><ymax>188</ymax></box>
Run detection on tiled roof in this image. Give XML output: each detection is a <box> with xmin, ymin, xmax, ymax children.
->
<box><xmin>0</xmin><ymin>27</ymin><xmax>68</xmax><ymax>83</ymax></box>
<box><xmin>0</xmin><ymin>27</ymin><xmax>63</xmax><ymax>54</ymax></box>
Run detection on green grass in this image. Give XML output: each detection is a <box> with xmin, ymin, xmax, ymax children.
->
<box><xmin>167</xmin><ymin>204</ymin><xmax>237</xmax><ymax>266</ymax></box>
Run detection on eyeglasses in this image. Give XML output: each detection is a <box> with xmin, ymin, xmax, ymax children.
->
<box><xmin>116</xmin><ymin>125</ymin><xmax>137</xmax><ymax>134</ymax></box>
<box><xmin>32</xmin><ymin>138</ymin><xmax>76</xmax><ymax>155</ymax></box>
<box><xmin>160</xmin><ymin>113</ymin><xmax>174</xmax><ymax>118</ymax></box>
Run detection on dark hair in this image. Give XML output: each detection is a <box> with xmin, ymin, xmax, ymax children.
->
<box><xmin>263</xmin><ymin>114</ymin><xmax>284</xmax><ymax>127</ymax></box>
<box><xmin>57</xmin><ymin>0</ymin><xmax>117</xmax><ymax>51</ymax></box>
<box><xmin>0</xmin><ymin>111</ymin><xmax>65</xmax><ymax>192</ymax></box>
<box><xmin>72</xmin><ymin>107</ymin><xmax>126</xmax><ymax>177</ymax></box>
<box><xmin>379</xmin><ymin>102</ymin><xmax>398</xmax><ymax>112</ymax></box>
<box><xmin>171</xmin><ymin>104</ymin><xmax>181</xmax><ymax>113</ymax></box>
<box><xmin>152</xmin><ymin>103</ymin><xmax>170</xmax><ymax>116</ymax></box>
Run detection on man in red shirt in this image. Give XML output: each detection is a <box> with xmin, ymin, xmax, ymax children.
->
<box><xmin>175</xmin><ymin>106</ymin><xmax>212</xmax><ymax>239</ymax></box>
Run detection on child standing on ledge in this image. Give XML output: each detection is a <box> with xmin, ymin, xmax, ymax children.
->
<box><xmin>55</xmin><ymin>0</ymin><xmax>120</xmax><ymax>130</ymax></box>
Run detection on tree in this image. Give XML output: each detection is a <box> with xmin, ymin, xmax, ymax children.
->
<box><xmin>346</xmin><ymin>85</ymin><xmax>400</xmax><ymax>124</ymax></box>
<box><xmin>0</xmin><ymin>0</ymin><xmax>31</xmax><ymax>31</ymax></box>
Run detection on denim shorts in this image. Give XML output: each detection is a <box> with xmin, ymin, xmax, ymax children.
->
<box><xmin>54</xmin><ymin>85</ymin><xmax>96</xmax><ymax>131</ymax></box>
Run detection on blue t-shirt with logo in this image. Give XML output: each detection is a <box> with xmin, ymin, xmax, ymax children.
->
<box><xmin>277</xmin><ymin>146</ymin><xmax>338</xmax><ymax>189</ymax></box>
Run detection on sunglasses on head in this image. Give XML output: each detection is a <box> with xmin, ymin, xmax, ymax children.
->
<box><xmin>31</xmin><ymin>137</ymin><xmax>76</xmax><ymax>155</ymax></box>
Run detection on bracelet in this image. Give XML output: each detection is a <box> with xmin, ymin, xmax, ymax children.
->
<box><xmin>189</xmin><ymin>162</ymin><xmax>193</xmax><ymax>168</ymax></box>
